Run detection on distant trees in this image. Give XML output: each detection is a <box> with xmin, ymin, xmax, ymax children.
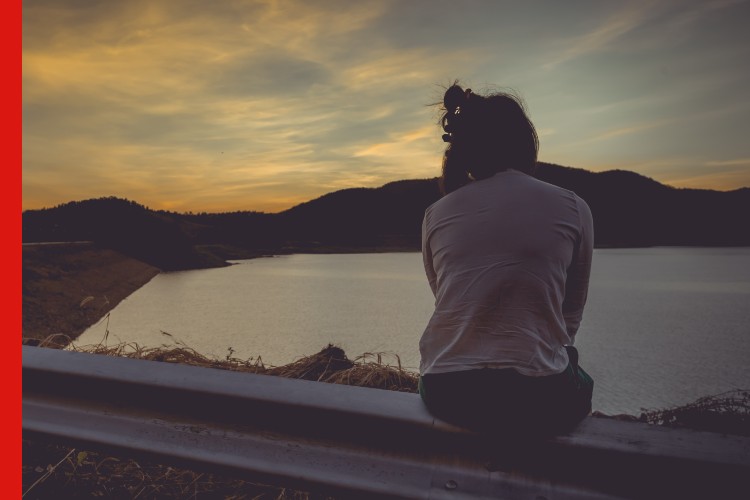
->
<box><xmin>23</xmin><ymin>197</ymin><xmax>224</xmax><ymax>270</ymax></box>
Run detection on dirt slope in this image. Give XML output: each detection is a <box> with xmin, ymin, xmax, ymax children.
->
<box><xmin>23</xmin><ymin>243</ymin><xmax>159</xmax><ymax>345</ymax></box>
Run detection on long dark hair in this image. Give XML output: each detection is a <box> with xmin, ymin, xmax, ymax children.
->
<box><xmin>439</xmin><ymin>83</ymin><xmax>539</xmax><ymax>194</ymax></box>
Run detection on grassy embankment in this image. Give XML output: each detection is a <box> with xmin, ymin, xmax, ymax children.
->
<box><xmin>22</xmin><ymin>243</ymin><xmax>160</xmax><ymax>345</ymax></box>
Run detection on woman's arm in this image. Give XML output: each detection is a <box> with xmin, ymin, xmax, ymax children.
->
<box><xmin>422</xmin><ymin>212</ymin><xmax>438</xmax><ymax>297</ymax></box>
<box><xmin>562</xmin><ymin>196</ymin><xmax>594</xmax><ymax>342</ymax></box>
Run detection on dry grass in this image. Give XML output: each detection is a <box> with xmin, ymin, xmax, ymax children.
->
<box><xmin>23</xmin><ymin>439</ymin><xmax>331</xmax><ymax>499</ymax></box>
<box><xmin>23</xmin><ymin>338</ymin><xmax>418</xmax><ymax>499</ymax></box>
<box><xmin>59</xmin><ymin>335</ymin><xmax>420</xmax><ymax>392</ymax></box>
<box><xmin>639</xmin><ymin>389</ymin><xmax>750</xmax><ymax>437</ymax></box>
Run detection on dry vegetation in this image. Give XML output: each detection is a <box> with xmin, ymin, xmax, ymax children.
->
<box><xmin>22</xmin><ymin>338</ymin><xmax>417</xmax><ymax>499</ymax></box>
<box><xmin>639</xmin><ymin>390</ymin><xmax>750</xmax><ymax>437</ymax></box>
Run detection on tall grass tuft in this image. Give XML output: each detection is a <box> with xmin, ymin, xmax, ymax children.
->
<box><xmin>640</xmin><ymin>389</ymin><xmax>750</xmax><ymax>437</ymax></box>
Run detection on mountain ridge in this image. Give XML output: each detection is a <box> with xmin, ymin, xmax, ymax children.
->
<box><xmin>23</xmin><ymin>162</ymin><xmax>750</xmax><ymax>269</ymax></box>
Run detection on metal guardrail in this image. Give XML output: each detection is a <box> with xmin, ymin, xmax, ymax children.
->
<box><xmin>23</xmin><ymin>346</ymin><xmax>749</xmax><ymax>499</ymax></box>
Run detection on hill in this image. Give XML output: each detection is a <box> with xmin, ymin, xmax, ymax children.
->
<box><xmin>22</xmin><ymin>198</ymin><xmax>228</xmax><ymax>270</ymax></box>
<box><xmin>22</xmin><ymin>163</ymin><xmax>750</xmax><ymax>268</ymax></box>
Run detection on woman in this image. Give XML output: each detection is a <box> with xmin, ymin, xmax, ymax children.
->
<box><xmin>419</xmin><ymin>83</ymin><xmax>594</xmax><ymax>436</ymax></box>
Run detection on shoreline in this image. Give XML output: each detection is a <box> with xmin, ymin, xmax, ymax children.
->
<box><xmin>22</xmin><ymin>243</ymin><xmax>160</xmax><ymax>345</ymax></box>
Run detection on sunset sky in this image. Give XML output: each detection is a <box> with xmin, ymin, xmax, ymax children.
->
<box><xmin>22</xmin><ymin>0</ymin><xmax>750</xmax><ymax>213</ymax></box>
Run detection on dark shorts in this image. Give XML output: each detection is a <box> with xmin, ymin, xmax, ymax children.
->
<box><xmin>419</xmin><ymin>346</ymin><xmax>593</xmax><ymax>437</ymax></box>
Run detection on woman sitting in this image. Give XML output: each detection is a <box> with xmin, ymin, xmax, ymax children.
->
<box><xmin>419</xmin><ymin>83</ymin><xmax>594</xmax><ymax>436</ymax></box>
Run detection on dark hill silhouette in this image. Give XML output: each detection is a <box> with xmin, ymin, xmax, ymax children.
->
<box><xmin>22</xmin><ymin>163</ymin><xmax>750</xmax><ymax>269</ymax></box>
<box><xmin>275</xmin><ymin>163</ymin><xmax>749</xmax><ymax>249</ymax></box>
<box><xmin>22</xmin><ymin>197</ymin><xmax>226</xmax><ymax>270</ymax></box>
<box><xmin>277</xmin><ymin>179</ymin><xmax>441</xmax><ymax>249</ymax></box>
<box><xmin>535</xmin><ymin>164</ymin><xmax>749</xmax><ymax>246</ymax></box>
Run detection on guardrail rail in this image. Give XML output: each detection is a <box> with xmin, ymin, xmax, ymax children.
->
<box><xmin>23</xmin><ymin>346</ymin><xmax>750</xmax><ymax>499</ymax></box>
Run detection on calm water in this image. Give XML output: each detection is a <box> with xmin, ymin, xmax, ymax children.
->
<box><xmin>75</xmin><ymin>248</ymin><xmax>750</xmax><ymax>415</ymax></box>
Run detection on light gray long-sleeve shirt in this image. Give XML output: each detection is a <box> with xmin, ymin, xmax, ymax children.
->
<box><xmin>420</xmin><ymin>169</ymin><xmax>594</xmax><ymax>376</ymax></box>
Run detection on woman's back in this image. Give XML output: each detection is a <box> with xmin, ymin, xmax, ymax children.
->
<box><xmin>421</xmin><ymin>168</ymin><xmax>593</xmax><ymax>377</ymax></box>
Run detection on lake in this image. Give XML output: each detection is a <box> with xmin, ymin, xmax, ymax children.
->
<box><xmin>74</xmin><ymin>248</ymin><xmax>750</xmax><ymax>415</ymax></box>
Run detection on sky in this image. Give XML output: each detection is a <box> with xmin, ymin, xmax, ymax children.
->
<box><xmin>22</xmin><ymin>0</ymin><xmax>750</xmax><ymax>213</ymax></box>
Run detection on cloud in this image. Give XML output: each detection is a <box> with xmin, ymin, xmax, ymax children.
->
<box><xmin>211</xmin><ymin>52</ymin><xmax>331</xmax><ymax>97</ymax></box>
<box><xmin>588</xmin><ymin>118</ymin><xmax>675</xmax><ymax>142</ymax></box>
<box><xmin>542</xmin><ymin>0</ymin><xmax>748</xmax><ymax>69</ymax></box>
<box><xmin>704</xmin><ymin>158</ymin><xmax>750</xmax><ymax>169</ymax></box>
<box><xmin>542</xmin><ymin>3</ymin><xmax>657</xmax><ymax>69</ymax></box>
<box><xmin>705</xmin><ymin>158</ymin><xmax>750</xmax><ymax>167</ymax></box>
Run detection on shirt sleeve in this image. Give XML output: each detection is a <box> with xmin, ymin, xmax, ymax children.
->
<box><xmin>562</xmin><ymin>196</ymin><xmax>594</xmax><ymax>342</ymax></box>
<box><xmin>422</xmin><ymin>211</ymin><xmax>438</xmax><ymax>297</ymax></box>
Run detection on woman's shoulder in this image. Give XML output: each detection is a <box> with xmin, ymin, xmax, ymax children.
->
<box><xmin>522</xmin><ymin>171</ymin><xmax>584</xmax><ymax>200</ymax></box>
